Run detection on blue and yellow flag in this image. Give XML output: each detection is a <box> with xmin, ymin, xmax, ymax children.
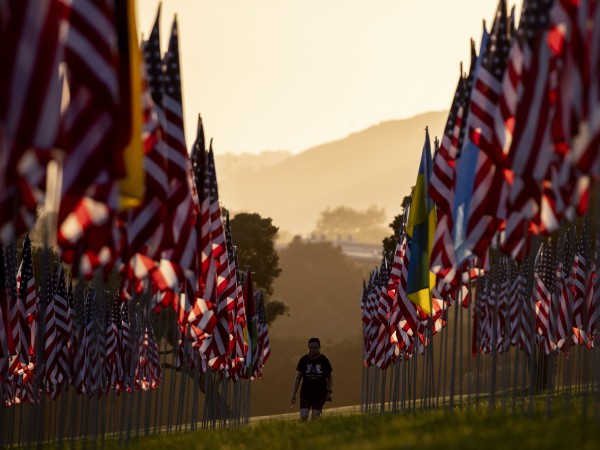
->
<box><xmin>406</xmin><ymin>128</ymin><xmax>436</xmax><ymax>315</ymax></box>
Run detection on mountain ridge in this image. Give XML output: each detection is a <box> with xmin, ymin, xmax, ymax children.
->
<box><xmin>215</xmin><ymin>110</ymin><xmax>448</xmax><ymax>236</ymax></box>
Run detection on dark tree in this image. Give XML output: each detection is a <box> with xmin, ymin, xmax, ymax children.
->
<box><xmin>229</xmin><ymin>212</ymin><xmax>287</xmax><ymax>323</ymax></box>
<box><xmin>382</xmin><ymin>193</ymin><xmax>412</xmax><ymax>255</ymax></box>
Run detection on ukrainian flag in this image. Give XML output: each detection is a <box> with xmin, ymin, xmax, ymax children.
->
<box><xmin>406</xmin><ymin>128</ymin><xmax>436</xmax><ymax>315</ymax></box>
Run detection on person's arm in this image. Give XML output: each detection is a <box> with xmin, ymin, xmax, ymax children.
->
<box><xmin>291</xmin><ymin>371</ymin><xmax>302</xmax><ymax>407</ymax></box>
<box><xmin>325</xmin><ymin>373</ymin><xmax>333</xmax><ymax>401</ymax></box>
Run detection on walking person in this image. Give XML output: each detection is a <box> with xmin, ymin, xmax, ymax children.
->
<box><xmin>291</xmin><ymin>337</ymin><xmax>333</xmax><ymax>420</ymax></box>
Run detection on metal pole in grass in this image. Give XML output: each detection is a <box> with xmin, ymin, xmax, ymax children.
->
<box><xmin>369</xmin><ymin>365</ymin><xmax>375</xmax><ymax>413</ymax></box>
<box><xmin>511</xmin><ymin>347</ymin><xmax>520</xmax><ymax>415</ymax></box>
<box><xmin>393</xmin><ymin>361</ymin><xmax>401</xmax><ymax>411</ymax></box>
<box><xmin>190</xmin><ymin>364</ymin><xmax>200</xmax><ymax>430</ymax></box>
<box><xmin>166</xmin><ymin>304</ymin><xmax>181</xmax><ymax>433</ymax></box>
<box><xmin>30</xmin><ymin>237</ymin><xmax>49</xmax><ymax>448</ymax></box>
<box><xmin>360</xmin><ymin>364</ymin><xmax>366</xmax><ymax>413</ymax></box>
<box><xmin>155</xmin><ymin>308</ymin><xmax>168</xmax><ymax>432</ymax></box>
<box><xmin>201</xmin><ymin>369</ymin><xmax>210</xmax><ymax>428</ymax></box>
<box><xmin>412</xmin><ymin>349</ymin><xmax>419</xmax><ymax>412</ymax></box>
<box><xmin>176</xmin><ymin>337</ymin><xmax>190</xmax><ymax>432</ymax></box>
<box><xmin>475</xmin><ymin>339</ymin><xmax>481</xmax><ymax>407</ymax></box>
<box><xmin>230</xmin><ymin>377</ymin><xmax>237</xmax><ymax>427</ymax></box>
<box><xmin>467</xmin><ymin>279</ymin><xmax>474</xmax><ymax>410</ymax></box>
<box><xmin>379</xmin><ymin>367</ymin><xmax>386</xmax><ymax>413</ymax></box>
<box><xmin>448</xmin><ymin>287</ymin><xmax>460</xmax><ymax>411</ymax></box>
<box><xmin>367</xmin><ymin>366</ymin><xmax>373</xmax><ymax>413</ymax></box>
<box><xmin>592</xmin><ymin>342</ymin><xmax>600</xmax><ymax>421</ymax></box>
<box><xmin>367</xmin><ymin>365</ymin><xmax>373</xmax><ymax>413</ymax></box>
<box><xmin>458</xmin><ymin>291</ymin><xmax>465</xmax><ymax>407</ymax></box>
<box><xmin>435</xmin><ymin>311</ymin><xmax>444</xmax><ymax>408</ymax></box>
<box><xmin>488</xmin><ymin>267</ymin><xmax>499</xmax><ymax>413</ymax></box>
<box><xmin>389</xmin><ymin>362</ymin><xmax>396</xmax><ymax>412</ymax></box>
<box><xmin>424</xmin><ymin>321</ymin><xmax>433</xmax><ymax>409</ymax></box>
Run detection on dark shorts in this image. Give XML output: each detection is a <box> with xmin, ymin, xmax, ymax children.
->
<box><xmin>300</xmin><ymin>396</ymin><xmax>326</xmax><ymax>411</ymax></box>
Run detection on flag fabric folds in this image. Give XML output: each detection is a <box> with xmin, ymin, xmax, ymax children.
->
<box><xmin>406</xmin><ymin>128</ymin><xmax>436</xmax><ymax>315</ymax></box>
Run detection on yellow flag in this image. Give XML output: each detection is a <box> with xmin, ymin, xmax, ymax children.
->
<box><xmin>117</xmin><ymin>0</ymin><xmax>144</xmax><ymax>210</ymax></box>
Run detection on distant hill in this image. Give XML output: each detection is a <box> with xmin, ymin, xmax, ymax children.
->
<box><xmin>215</xmin><ymin>110</ymin><xmax>448</xmax><ymax>237</ymax></box>
<box><xmin>214</xmin><ymin>150</ymin><xmax>293</xmax><ymax>178</ymax></box>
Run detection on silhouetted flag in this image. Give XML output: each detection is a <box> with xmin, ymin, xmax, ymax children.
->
<box><xmin>142</xmin><ymin>4</ymin><xmax>163</xmax><ymax>111</ymax></box>
<box><xmin>242</xmin><ymin>269</ymin><xmax>258</xmax><ymax>377</ymax></box>
<box><xmin>406</xmin><ymin>128</ymin><xmax>436</xmax><ymax>315</ymax></box>
<box><xmin>250</xmin><ymin>290</ymin><xmax>269</xmax><ymax>378</ymax></box>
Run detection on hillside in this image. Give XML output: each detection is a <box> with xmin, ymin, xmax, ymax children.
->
<box><xmin>215</xmin><ymin>110</ymin><xmax>448</xmax><ymax>237</ymax></box>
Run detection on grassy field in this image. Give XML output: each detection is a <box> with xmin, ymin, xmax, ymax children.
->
<box><xmin>91</xmin><ymin>402</ymin><xmax>600</xmax><ymax>450</ymax></box>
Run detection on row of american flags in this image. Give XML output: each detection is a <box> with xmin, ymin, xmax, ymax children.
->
<box><xmin>361</xmin><ymin>0</ymin><xmax>600</xmax><ymax>370</ymax></box>
<box><xmin>0</xmin><ymin>0</ymin><xmax>271</xmax><ymax>409</ymax></box>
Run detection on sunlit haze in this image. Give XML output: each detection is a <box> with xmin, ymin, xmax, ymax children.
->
<box><xmin>137</xmin><ymin>1</ymin><xmax>520</xmax><ymax>155</ymax></box>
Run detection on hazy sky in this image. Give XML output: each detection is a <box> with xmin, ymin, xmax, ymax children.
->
<box><xmin>137</xmin><ymin>1</ymin><xmax>519</xmax><ymax>155</ymax></box>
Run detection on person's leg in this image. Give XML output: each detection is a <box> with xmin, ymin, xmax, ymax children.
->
<box><xmin>311</xmin><ymin>399</ymin><xmax>325</xmax><ymax>419</ymax></box>
<box><xmin>299</xmin><ymin>398</ymin><xmax>311</xmax><ymax>421</ymax></box>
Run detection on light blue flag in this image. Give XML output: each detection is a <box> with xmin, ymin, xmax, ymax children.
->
<box><xmin>452</xmin><ymin>22</ymin><xmax>489</xmax><ymax>264</ymax></box>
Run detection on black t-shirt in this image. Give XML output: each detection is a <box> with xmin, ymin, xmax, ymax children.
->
<box><xmin>296</xmin><ymin>354</ymin><xmax>332</xmax><ymax>399</ymax></box>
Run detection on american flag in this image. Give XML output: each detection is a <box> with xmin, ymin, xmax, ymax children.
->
<box><xmin>119</xmin><ymin>301</ymin><xmax>132</xmax><ymax>392</ymax></box>
<box><xmin>118</xmin><ymin>50</ymin><xmax>169</xmax><ymax>288</ymax></box>
<box><xmin>0</xmin><ymin>247</ymin><xmax>10</xmax><ymax>364</ymax></box>
<box><xmin>199</xmin><ymin>145</ymin><xmax>233</xmax><ymax>365</ymax></box>
<box><xmin>44</xmin><ymin>263</ymin><xmax>71</xmax><ymax>398</ymax></box>
<box><xmin>430</xmin><ymin>72</ymin><xmax>468</xmax><ymax>293</ymax></box>
<box><xmin>231</xmin><ymin>262</ymin><xmax>248</xmax><ymax>381</ymax></box>
<box><xmin>153</xmin><ymin>16</ymin><xmax>199</xmax><ymax>325</ymax></box>
<box><xmin>370</xmin><ymin>256</ymin><xmax>392</xmax><ymax>368</ymax></box>
<box><xmin>187</xmin><ymin>120</ymin><xmax>217</xmax><ymax>342</ymax></box>
<box><xmin>242</xmin><ymin>269</ymin><xmax>259</xmax><ymax>378</ymax></box>
<box><xmin>571</xmin><ymin>1</ymin><xmax>600</xmax><ymax>181</ymax></box>
<box><xmin>55</xmin><ymin>0</ymin><xmax>124</xmax><ymax>276</ymax></box>
<box><xmin>392</xmin><ymin>233</ymin><xmax>420</xmax><ymax>358</ymax></box>
<box><xmin>499</xmin><ymin>0</ymin><xmax>555</xmax><ymax>257</ymax></box>
<box><xmin>16</xmin><ymin>235</ymin><xmax>37</xmax><ymax>370</ymax></box>
<box><xmin>6</xmin><ymin>243</ymin><xmax>26</xmax><ymax>380</ymax></box>
<box><xmin>453</xmin><ymin>1</ymin><xmax>510</xmax><ymax>264</ymax></box>
<box><xmin>0</xmin><ymin>0</ymin><xmax>63</xmax><ymax>243</ymax></box>
<box><xmin>141</xmin><ymin>4</ymin><xmax>164</xmax><ymax>121</ymax></box>
<box><xmin>134</xmin><ymin>311</ymin><xmax>161</xmax><ymax>391</ymax></box>
<box><xmin>587</xmin><ymin>236</ymin><xmax>600</xmax><ymax>346</ymax></box>
<box><xmin>253</xmin><ymin>290</ymin><xmax>271</xmax><ymax>378</ymax></box>
<box><xmin>103</xmin><ymin>293</ymin><xmax>119</xmax><ymax>392</ymax></box>
<box><xmin>555</xmin><ymin>243</ymin><xmax>573</xmax><ymax>354</ymax></box>
<box><xmin>73</xmin><ymin>283</ymin><xmax>97</xmax><ymax>395</ymax></box>
<box><xmin>385</xmin><ymin>229</ymin><xmax>407</xmax><ymax>363</ymax></box>
<box><xmin>534</xmin><ymin>242</ymin><xmax>555</xmax><ymax>355</ymax></box>
<box><xmin>569</xmin><ymin>222</ymin><xmax>589</xmax><ymax>345</ymax></box>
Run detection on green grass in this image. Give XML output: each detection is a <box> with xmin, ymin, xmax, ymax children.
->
<box><xmin>88</xmin><ymin>403</ymin><xmax>600</xmax><ymax>450</ymax></box>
